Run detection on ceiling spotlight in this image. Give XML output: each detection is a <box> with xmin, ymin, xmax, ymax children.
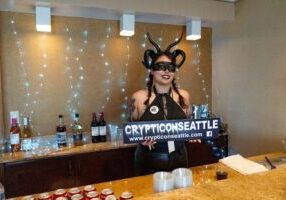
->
<box><xmin>186</xmin><ymin>19</ymin><xmax>201</xmax><ymax>40</ymax></box>
<box><xmin>36</xmin><ymin>6</ymin><xmax>51</xmax><ymax>32</ymax></box>
<box><xmin>120</xmin><ymin>13</ymin><xmax>135</xmax><ymax>37</ymax></box>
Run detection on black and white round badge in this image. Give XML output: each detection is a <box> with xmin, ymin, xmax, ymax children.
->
<box><xmin>150</xmin><ymin>105</ymin><xmax>159</xmax><ymax>114</ymax></box>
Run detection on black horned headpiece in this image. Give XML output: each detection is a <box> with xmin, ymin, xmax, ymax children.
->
<box><xmin>142</xmin><ymin>32</ymin><xmax>186</xmax><ymax>69</ymax></box>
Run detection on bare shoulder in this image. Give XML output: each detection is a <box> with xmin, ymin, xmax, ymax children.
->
<box><xmin>131</xmin><ymin>89</ymin><xmax>148</xmax><ymax>104</ymax></box>
<box><xmin>178</xmin><ymin>88</ymin><xmax>190</xmax><ymax>99</ymax></box>
<box><xmin>131</xmin><ymin>89</ymin><xmax>148</xmax><ymax>99</ymax></box>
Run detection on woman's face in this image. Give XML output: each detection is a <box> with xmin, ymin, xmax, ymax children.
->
<box><xmin>151</xmin><ymin>55</ymin><xmax>175</xmax><ymax>86</ymax></box>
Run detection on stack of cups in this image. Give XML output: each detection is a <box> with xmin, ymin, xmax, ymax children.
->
<box><xmin>172</xmin><ymin>168</ymin><xmax>193</xmax><ymax>189</ymax></box>
<box><xmin>153</xmin><ymin>168</ymin><xmax>193</xmax><ymax>193</ymax></box>
<box><xmin>153</xmin><ymin>172</ymin><xmax>174</xmax><ymax>193</ymax></box>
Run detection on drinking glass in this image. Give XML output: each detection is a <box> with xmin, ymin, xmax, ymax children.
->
<box><xmin>108</xmin><ymin>124</ymin><xmax>119</xmax><ymax>146</ymax></box>
<box><xmin>117</xmin><ymin>128</ymin><xmax>123</xmax><ymax>145</ymax></box>
<box><xmin>199</xmin><ymin>165</ymin><xmax>212</xmax><ymax>184</ymax></box>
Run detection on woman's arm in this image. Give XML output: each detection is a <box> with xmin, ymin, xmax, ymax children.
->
<box><xmin>178</xmin><ymin>89</ymin><xmax>191</xmax><ymax>116</ymax></box>
<box><xmin>128</xmin><ymin>95</ymin><xmax>139</xmax><ymax>122</ymax></box>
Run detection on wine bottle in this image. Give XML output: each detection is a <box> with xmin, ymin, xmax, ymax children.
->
<box><xmin>56</xmin><ymin>115</ymin><xmax>67</xmax><ymax>148</ymax></box>
<box><xmin>21</xmin><ymin>117</ymin><xmax>32</xmax><ymax>151</ymax></box>
<box><xmin>72</xmin><ymin>113</ymin><xmax>83</xmax><ymax>146</ymax></box>
<box><xmin>91</xmin><ymin>112</ymin><xmax>100</xmax><ymax>143</ymax></box>
<box><xmin>10</xmin><ymin>118</ymin><xmax>21</xmax><ymax>152</ymax></box>
<box><xmin>0</xmin><ymin>181</ymin><xmax>5</xmax><ymax>200</ymax></box>
<box><xmin>98</xmin><ymin>112</ymin><xmax>107</xmax><ymax>142</ymax></box>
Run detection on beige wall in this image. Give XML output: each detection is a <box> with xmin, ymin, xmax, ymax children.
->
<box><xmin>213</xmin><ymin>0</ymin><xmax>286</xmax><ymax>156</ymax></box>
<box><xmin>0</xmin><ymin>12</ymin><xmax>212</xmax><ymax>138</ymax></box>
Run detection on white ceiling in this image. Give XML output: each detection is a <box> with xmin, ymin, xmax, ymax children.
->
<box><xmin>0</xmin><ymin>0</ymin><xmax>237</xmax><ymax>26</ymax></box>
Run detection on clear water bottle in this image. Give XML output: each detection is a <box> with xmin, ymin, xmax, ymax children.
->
<box><xmin>0</xmin><ymin>182</ymin><xmax>5</xmax><ymax>200</ymax></box>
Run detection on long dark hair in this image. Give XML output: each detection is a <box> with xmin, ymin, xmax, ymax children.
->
<box><xmin>144</xmin><ymin>74</ymin><xmax>187</xmax><ymax>108</ymax></box>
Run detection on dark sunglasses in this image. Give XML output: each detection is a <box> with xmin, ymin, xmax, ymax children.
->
<box><xmin>153</xmin><ymin>62</ymin><xmax>177</xmax><ymax>72</ymax></box>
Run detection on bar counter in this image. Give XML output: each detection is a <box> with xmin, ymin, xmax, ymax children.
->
<box><xmin>0</xmin><ymin>136</ymin><xmax>228</xmax><ymax>198</ymax></box>
<box><xmin>11</xmin><ymin>152</ymin><xmax>286</xmax><ymax>200</ymax></box>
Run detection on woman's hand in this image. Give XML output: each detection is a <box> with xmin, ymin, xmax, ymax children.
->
<box><xmin>142</xmin><ymin>139</ymin><xmax>157</xmax><ymax>150</ymax></box>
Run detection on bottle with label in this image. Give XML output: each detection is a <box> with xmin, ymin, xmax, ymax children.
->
<box><xmin>98</xmin><ymin>112</ymin><xmax>107</xmax><ymax>142</ymax></box>
<box><xmin>91</xmin><ymin>112</ymin><xmax>100</xmax><ymax>143</ymax></box>
<box><xmin>21</xmin><ymin>117</ymin><xmax>32</xmax><ymax>151</ymax></box>
<box><xmin>10</xmin><ymin>118</ymin><xmax>21</xmax><ymax>152</ymax></box>
<box><xmin>56</xmin><ymin>115</ymin><xmax>67</xmax><ymax>148</ymax></box>
<box><xmin>72</xmin><ymin>113</ymin><xmax>83</xmax><ymax>146</ymax></box>
<box><xmin>0</xmin><ymin>182</ymin><xmax>5</xmax><ymax>200</ymax></box>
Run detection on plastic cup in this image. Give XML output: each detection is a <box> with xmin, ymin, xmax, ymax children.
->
<box><xmin>172</xmin><ymin>168</ymin><xmax>193</xmax><ymax>188</ymax></box>
<box><xmin>108</xmin><ymin>124</ymin><xmax>119</xmax><ymax>146</ymax></box>
<box><xmin>153</xmin><ymin>171</ymin><xmax>174</xmax><ymax>193</ymax></box>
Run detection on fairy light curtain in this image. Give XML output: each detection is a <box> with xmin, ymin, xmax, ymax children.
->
<box><xmin>0</xmin><ymin>12</ymin><xmax>212</xmax><ymax>137</ymax></box>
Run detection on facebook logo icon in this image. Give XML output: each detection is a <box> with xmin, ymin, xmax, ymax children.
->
<box><xmin>206</xmin><ymin>131</ymin><xmax>213</xmax><ymax>137</ymax></box>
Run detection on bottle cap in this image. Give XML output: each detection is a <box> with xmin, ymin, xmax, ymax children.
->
<box><xmin>59</xmin><ymin>114</ymin><xmax>63</xmax><ymax>118</ymax></box>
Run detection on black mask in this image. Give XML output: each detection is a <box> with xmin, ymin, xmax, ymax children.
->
<box><xmin>153</xmin><ymin>62</ymin><xmax>176</xmax><ymax>72</ymax></box>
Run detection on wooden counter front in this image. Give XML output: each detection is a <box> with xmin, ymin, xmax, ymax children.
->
<box><xmin>1</xmin><ymin>135</ymin><xmax>228</xmax><ymax>198</ymax></box>
<box><xmin>12</xmin><ymin>152</ymin><xmax>286</xmax><ymax>200</ymax></box>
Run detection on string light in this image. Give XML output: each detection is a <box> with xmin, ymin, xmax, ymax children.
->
<box><xmin>64</xmin><ymin>23</ymin><xmax>89</xmax><ymax>116</ymax></box>
<box><xmin>140</xmin><ymin>32</ymin><xmax>150</xmax><ymax>85</ymax></box>
<box><xmin>120</xmin><ymin>37</ymin><xmax>131</xmax><ymax>121</ymax></box>
<box><xmin>9</xmin><ymin>15</ymin><xmax>50</xmax><ymax>132</ymax></box>
<box><xmin>191</xmin><ymin>41</ymin><xmax>210</xmax><ymax>106</ymax></box>
<box><xmin>97</xmin><ymin>24</ymin><xmax>113</xmax><ymax>111</ymax></box>
<box><xmin>9</xmin><ymin>17</ymin><xmax>206</xmax><ymax>129</ymax></box>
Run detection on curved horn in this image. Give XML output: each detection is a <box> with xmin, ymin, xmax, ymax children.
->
<box><xmin>165</xmin><ymin>31</ymin><xmax>184</xmax><ymax>52</ymax></box>
<box><xmin>142</xmin><ymin>49</ymin><xmax>156</xmax><ymax>69</ymax></box>
<box><xmin>146</xmin><ymin>32</ymin><xmax>162</xmax><ymax>53</ymax></box>
<box><xmin>172</xmin><ymin>49</ymin><xmax>186</xmax><ymax>68</ymax></box>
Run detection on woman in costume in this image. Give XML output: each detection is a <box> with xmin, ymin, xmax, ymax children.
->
<box><xmin>130</xmin><ymin>32</ymin><xmax>193</xmax><ymax>175</ymax></box>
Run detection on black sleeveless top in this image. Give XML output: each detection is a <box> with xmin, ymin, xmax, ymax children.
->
<box><xmin>139</xmin><ymin>88</ymin><xmax>187</xmax><ymax>153</ymax></box>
